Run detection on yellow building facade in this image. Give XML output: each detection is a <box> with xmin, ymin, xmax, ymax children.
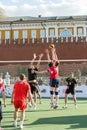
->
<box><xmin>0</xmin><ymin>16</ymin><xmax>87</xmax><ymax>42</ymax></box>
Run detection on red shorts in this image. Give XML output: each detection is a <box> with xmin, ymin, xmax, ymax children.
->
<box><xmin>14</xmin><ymin>100</ymin><xmax>27</xmax><ymax>110</ymax></box>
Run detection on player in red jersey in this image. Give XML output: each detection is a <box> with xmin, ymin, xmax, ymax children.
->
<box><xmin>40</xmin><ymin>44</ymin><xmax>60</xmax><ymax>109</ymax></box>
<box><xmin>0</xmin><ymin>77</ymin><xmax>6</xmax><ymax>107</ymax></box>
<box><xmin>0</xmin><ymin>77</ymin><xmax>6</xmax><ymax>129</ymax></box>
<box><xmin>47</xmin><ymin>45</ymin><xmax>60</xmax><ymax>109</ymax></box>
<box><xmin>11</xmin><ymin>74</ymin><xmax>34</xmax><ymax>129</ymax></box>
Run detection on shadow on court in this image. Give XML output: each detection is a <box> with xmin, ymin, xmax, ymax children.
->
<box><xmin>28</xmin><ymin>115</ymin><xmax>87</xmax><ymax>129</ymax></box>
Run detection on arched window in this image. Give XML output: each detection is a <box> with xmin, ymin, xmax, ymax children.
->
<box><xmin>60</xmin><ymin>30</ymin><xmax>71</xmax><ymax>37</ymax></box>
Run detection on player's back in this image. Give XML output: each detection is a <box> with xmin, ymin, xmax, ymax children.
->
<box><xmin>14</xmin><ymin>81</ymin><xmax>29</xmax><ymax>101</ymax></box>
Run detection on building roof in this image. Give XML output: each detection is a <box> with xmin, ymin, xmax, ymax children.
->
<box><xmin>0</xmin><ymin>15</ymin><xmax>87</xmax><ymax>23</ymax></box>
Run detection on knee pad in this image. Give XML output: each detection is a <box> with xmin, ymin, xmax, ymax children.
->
<box><xmin>55</xmin><ymin>91</ymin><xmax>58</xmax><ymax>95</ymax></box>
<box><xmin>50</xmin><ymin>91</ymin><xmax>54</xmax><ymax>95</ymax></box>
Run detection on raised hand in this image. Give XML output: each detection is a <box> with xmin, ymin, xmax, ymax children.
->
<box><xmin>33</xmin><ymin>53</ymin><xmax>37</xmax><ymax>59</ymax></box>
<box><xmin>39</xmin><ymin>53</ymin><xmax>43</xmax><ymax>58</ymax></box>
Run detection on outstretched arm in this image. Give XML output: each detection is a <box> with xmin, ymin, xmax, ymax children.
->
<box><xmin>45</xmin><ymin>49</ymin><xmax>51</xmax><ymax>63</ymax></box>
<box><xmin>36</xmin><ymin>53</ymin><xmax>43</xmax><ymax>68</ymax></box>
<box><xmin>50</xmin><ymin>47</ymin><xmax>59</xmax><ymax>63</ymax></box>
<box><xmin>29</xmin><ymin>53</ymin><xmax>37</xmax><ymax>67</ymax></box>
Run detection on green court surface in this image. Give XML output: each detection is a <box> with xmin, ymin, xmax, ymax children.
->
<box><xmin>1</xmin><ymin>98</ymin><xmax>87</xmax><ymax>130</ymax></box>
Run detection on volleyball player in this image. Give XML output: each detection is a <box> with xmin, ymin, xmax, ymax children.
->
<box><xmin>0</xmin><ymin>77</ymin><xmax>6</xmax><ymax>108</ymax></box>
<box><xmin>11</xmin><ymin>74</ymin><xmax>34</xmax><ymax>129</ymax></box>
<box><xmin>62</xmin><ymin>72</ymin><xmax>77</xmax><ymax>109</ymax></box>
<box><xmin>28</xmin><ymin>53</ymin><xmax>43</xmax><ymax>109</ymax></box>
<box><xmin>0</xmin><ymin>77</ymin><xmax>6</xmax><ymax>129</ymax></box>
<box><xmin>40</xmin><ymin>44</ymin><xmax>60</xmax><ymax>109</ymax></box>
<box><xmin>48</xmin><ymin>44</ymin><xmax>60</xmax><ymax>109</ymax></box>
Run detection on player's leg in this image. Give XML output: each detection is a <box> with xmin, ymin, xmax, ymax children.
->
<box><xmin>54</xmin><ymin>88</ymin><xmax>59</xmax><ymax>109</ymax></box>
<box><xmin>29</xmin><ymin>83</ymin><xmax>37</xmax><ymax>109</ymax></box>
<box><xmin>49</xmin><ymin>79</ymin><xmax>54</xmax><ymax>108</ymax></box>
<box><xmin>32</xmin><ymin>91</ymin><xmax>36</xmax><ymax>110</ymax></box>
<box><xmin>71</xmin><ymin>88</ymin><xmax>77</xmax><ymax>108</ymax></box>
<box><xmin>33</xmin><ymin>91</ymin><xmax>36</xmax><ymax>103</ymax></box>
<box><xmin>50</xmin><ymin>86</ymin><xmax>54</xmax><ymax>108</ymax></box>
<box><xmin>62</xmin><ymin>89</ymin><xmax>69</xmax><ymax>108</ymax></box>
<box><xmin>37</xmin><ymin>90</ymin><xmax>42</xmax><ymax>104</ymax></box>
<box><xmin>20</xmin><ymin>110</ymin><xmax>25</xmax><ymax>129</ymax></box>
<box><xmin>72</xmin><ymin>91</ymin><xmax>77</xmax><ymax>108</ymax></box>
<box><xmin>36</xmin><ymin>83</ymin><xmax>42</xmax><ymax>104</ymax></box>
<box><xmin>13</xmin><ymin>107</ymin><xmax>18</xmax><ymax>127</ymax></box>
<box><xmin>54</xmin><ymin>78</ymin><xmax>60</xmax><ymax>109</ymax></box>
<box><xmin>65</xmin><ymin>93</ymin><xmax>68</xmax><ymax>106</ymax></box>
<box><xmin>19</xmin><ymin>100</ymin><xmax>27</xmax><ymax>129</ymax></box>
<box><xmin>27</xmin><ymin>83</ymin><xmax>33</xmax><ymax>109</ymax></box>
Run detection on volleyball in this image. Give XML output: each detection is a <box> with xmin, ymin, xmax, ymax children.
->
<box><xmin>49</xmin><ymin>44</ymin><xmax>55</xmax><ymax>48</ymax></box>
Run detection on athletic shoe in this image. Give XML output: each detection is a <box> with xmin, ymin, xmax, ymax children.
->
<box><xmin>28</xmin><ymin>102</ymin><xmax>32</xmax><ymax>109</ymax></box>
<box><xmin>53</xmin><ymin>103</ymin><xmax>58</xmax><ymax>109</ymax></box>
<box><xmin>50</xmin><ymin>102</ymin><xmax>54</xmax><ymax>108</ymax></box>
<box><xmin>75</xmin><ymin>104</ymin><xmax>77</xmax><ymax>109</ymax></box>
<box><xmin>20</xmin><ymin>124</ymin><xmax>23</xmax><ymax>129</ymax></box>
<box><xmin>13</xmin><ymin>121</ymin><xmax>17</xmax><ymax>127</ymax></box>
<box><xmin>53</xmin><ymin>105</ymin><xmax>58</xmax><ymax>109</ymax></box>
<box><xmin>34</xmin><ymin>104</ymin><xmax>36</xmax><ymax>110</ymax></box>
<box><xmin>62</xmin><ymin>105</ymin><xmax>67</xmax><ymax>109</ymax></box>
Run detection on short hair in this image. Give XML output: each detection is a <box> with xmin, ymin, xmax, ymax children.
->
<box><xmin>20</xmin><ymin>74</ymin><xmax>25</xmax><ymax>80</ymax></box>
<box><xmin>55</xmin><ymin>61</ymin><xmax>59</xmax><ymax>66</ymax></box>
<box><xmin>48</xmin><ymin>62</ymin><xmax>53</xmax><ymax>67</ymax></box>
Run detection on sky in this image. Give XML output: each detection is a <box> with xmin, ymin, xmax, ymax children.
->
<box><xmin>1</xmin><ymin>0</ymin><xmax>87</xmax><ymax>17</ymax></box>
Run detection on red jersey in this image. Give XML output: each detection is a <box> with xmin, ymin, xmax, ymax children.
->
<box><xmin>13</xmin><ymin>81</ymin><xmax>30</xmax><ymax>102</ymax></box>
<box><xmin>0</xmin><ymin>83</ymin><xmax>4</xmax><ymax>92</ymax></box>
<box><xmin>48</xmin><ymin>66</ymin><xmax>59</xmax><ymax>78</ymax></box>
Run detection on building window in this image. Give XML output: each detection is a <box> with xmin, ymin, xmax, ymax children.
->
<box><xmin>60</xmin><ymin>30</ymin><xmax>71</xmax><ymax>37</ymax></box>
<box><xmin>77</xmin><ymin>28</ymin><xmax>83</xmax><ymax>36</ymax></box>
<box><xmin>49</xmin><ymin>29</ymin><xmax>55</xmax><ymax>37</ymax></box>
<box><xmin>5</xmin><ymin>31</ymin><xmax>10</xmax><ymax>39</ymax></box>
<box><xmin>22</xmin><ymin>30</ymin><xmax>27</xmax><ymax>39</ymax></box>
<box><xmin>14</xmin><ymin>31</ymin><xmax>18</xmax><ymax>39</ymax></box>
<box><xmin>31</xmin><ymin>30</ymin><xmax>36</xmax><ymax>38</ymax></box>
<box><xmin>40</xmin><ymin>30</ymin><xmax>45</xmax><ymax>38</ymax></box>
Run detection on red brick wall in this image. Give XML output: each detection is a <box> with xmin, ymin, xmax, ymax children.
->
<box><xmin>0</xmin><ymin>42</ymin><xmax>87</xmax><ymax>61</ymax></box>
<box><xmin>0</xmin><ymin>39</ymin><xmax>87</xmax><ymax>76</ymax></box>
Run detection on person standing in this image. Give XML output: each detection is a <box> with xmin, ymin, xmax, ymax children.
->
<box><xmin>11</xmin><ymin>74</ymin><xmax>34</xmax><ymax>129</ymax></box>
<box><xmin>28</xmin><ymin>53</ymin><xmax>43</xmax><ymax>109</ymax></box>
<box><xmin>0</xmin><ymin>77</ymin><xmax>6</xmax><ymax>129</ymax></box>
<box><xmin>63</xmin><ymin>72</ymin><xmax>77</xmax><ymax>109</ymax></box>
<box><xmin>0</xmin><ymin>77</ymin><xmax>6</xmax><ymax>108</ymax></box>
<box><xmin>48</xmin><ymin>44</ymin><xmax>60</xmax><ymax>109</ymax></box>
<box><xmin>43</xmin><ymin>44</ymin><xmax>60</xmax><ymax>109</ymax></box>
